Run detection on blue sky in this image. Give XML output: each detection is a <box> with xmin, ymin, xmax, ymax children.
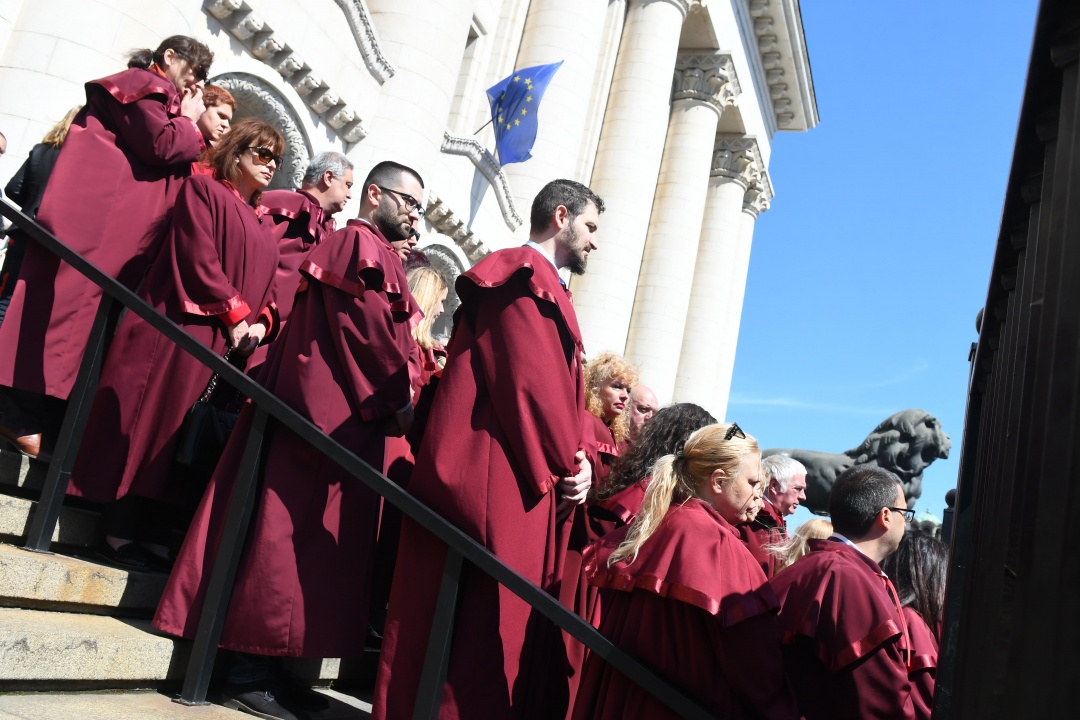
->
<box><xmin>730</xmin><ymin>1</ymin><xmax>1041</xmax><ymax>530</ymax></box>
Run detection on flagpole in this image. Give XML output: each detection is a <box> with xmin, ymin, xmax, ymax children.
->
<box><xmin>473</xmin><ymin>118</ymin><xmax>494</xmax><ymax>135</ymax></box>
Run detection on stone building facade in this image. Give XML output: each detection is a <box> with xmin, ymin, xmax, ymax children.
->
<box><xmin>0</xmin><ymin>0</ymin><xmax>817</xmax><ymax>419</ymax></box>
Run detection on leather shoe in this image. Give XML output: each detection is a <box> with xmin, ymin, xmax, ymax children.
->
<box><xmin>0</xmin><ymin>424</ymin><xmax>50</xmax><ymax>462</ymax></box>
<box><xmin>221</xmin><ymin>682</ymin><xmax>300</xmax><ymax>720</ymax></box>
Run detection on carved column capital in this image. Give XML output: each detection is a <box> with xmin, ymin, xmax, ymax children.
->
<box><xmin>711</xmin><ymin>136</ymin><xmax>762</xmax><ymax>188</ymax></box>
<box><xmin>673</xmin><ymin>52</ymin><xmax>740</xmax><ymax>115</ymax></box>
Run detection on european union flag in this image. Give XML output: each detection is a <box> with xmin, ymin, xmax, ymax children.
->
<box><xmin>486</xmin><ymin>61</ymin><xmax>563</xmax><ymax>165</ymax></box>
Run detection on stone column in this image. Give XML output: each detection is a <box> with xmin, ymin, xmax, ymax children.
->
<box><xmin>362</xmin><ymin>0</ymin><xmax>475</xmax><ymax>180</ymax></box>
<box><xmin>568</xmin><ymin>0</ymin><xmax>689</xmax><ymax>357</ymax></box>
<box><xmin>711</xmin><ymin>172</ymin><xmax>772</xmax><ymax>419</ymax></box>
<box><xmin>672</xmin><ymin>137</ymin><xmax>760</xmax><ymax>413</ymax></box>
<box><xmin>623</xmin><ymin>53</ymin><xmax>740</xmax><ymax>404</ymax></box>
<box><xmin>500</xmin><ymin>0</ymin><xmax>609</xmax><ymax>211</ymax></box>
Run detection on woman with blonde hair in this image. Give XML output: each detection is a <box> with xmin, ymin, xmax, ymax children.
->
<box><xmin>573</xmin><ymin>423</ymin><xmax>796</xmax><ymax>720</ymax></box>
<box><xmin>583</xmin><ymin>351</ymin><xmax>639</xmax><ymax>482</ymax></box>
<box><xmin>768</xmin><ymin>517</ymin><xmax>834</xmax><ymax>574</ymax></box>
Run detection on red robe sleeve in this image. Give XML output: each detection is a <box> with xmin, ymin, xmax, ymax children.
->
<box><xmin>903</xmin><ymin>607</ymin><xmax>937</xmax><ymax>720</ymax></box>
<box><xmin>171</xmin><ymin>178</ymin><xmax>250</xmax><ymax>322</ymax></box>
<box><xmin>300</xmin><ymin>228</ymin><xmax>413</xmax><ymax>423</ymax></box>
<box><xmin>102</xmin><ymin>90</ymin><xmax>204</xmax><ymax>168</ymax></box>
<box><xmin>471</xmin><ymin>279</ymin><xmax>582</xmax><ymax>496</ymax></box>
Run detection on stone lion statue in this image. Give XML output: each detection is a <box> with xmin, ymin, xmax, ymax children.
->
<box><xmin>761</xmin><ymin>409</ymin><xmax>952</xmax><ymax>514</ymax></box>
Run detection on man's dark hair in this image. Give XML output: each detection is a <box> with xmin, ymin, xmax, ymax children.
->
<box><xmin>881</xmin><ymin>531</ymin><xmax>948</xmax><ymax>642</ymax></box>
<box><xmin>530</xmin><ymin>179</ymin><xmax>604</xmax><ymax>235</ymax></box>
<box><xmin>362</xmin><ymin>160</ymin><xmax>425</xmax><ymax>192</ymax></box>
<box><xmin>593</xmin><ymin>403</ymin><xmax>716</xmax><ymax>501</ymax></box>
<box><xmin>828</xmin><ymin>466</ymin><xmax>903</xmax><ymax>539</ymax></box>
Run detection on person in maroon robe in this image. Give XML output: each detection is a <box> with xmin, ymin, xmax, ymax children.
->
<box><xmin>881</xmin><ymin>530</ymin><xmax>948</xmax><ymax>719</ymax></box>
<box><xmin>737</xmin><ymin>456</ymin><xmax>805</xmax><ymax>577</ymax></box>
<box><xmin>373</xmin><ymin>179</ymin><xmax>604</xmax><ymax>720</ymax></box>
<box><xmin>0</xmin><ymin>36</ymin><xmax>212</xmax><ymax>460</ymax></box>
<box><xmin>573</xmin><ymin>422</ymin><xmax>796</xmax><ymax>719</ymax></box>
<box><xmin>559</xmin><ymin>351</ymin><xmax>639</xmax><ymax>714</ymax></box>
<box><xmin>245</xmin><ymin>151</ymin><xmax>353</xmax><ymax>373</ymax></box>
<box><xmin>588</xmin><ymin>403</ymin><xmax>716</xmax><ymax>537</ymax></box>
<box><xmin>370</xmin><ymin>260</ymin><xmax>449</xmax><ymax>637</ymax></box>
<box><xmin>189</xmin><ymin>84</ymin><xmax>235</xmax><ymax>177</ymax></box>
<box><xmin>66</xmin><ymin>119</ymin><xmax>284</xmax><ymax>569</ymax></box>
<box><xmin>154</xmin><ymin>160</ymin><xmax>423</xmax><ymax>720</ymax></box>
<box><xmin>767</xmin><ymin>465</ymin><xmax>916</xmax><ymax>720</ymax></box>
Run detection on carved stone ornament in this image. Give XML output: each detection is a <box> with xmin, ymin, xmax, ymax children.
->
<box><xmin>332</xmin><ymin>0</ymin><xmax>396</xmax><ymax>84</ymax></box>
<box><xmin>440</xmin><ymin>132</ymin><xmax>525</xmax><ymax>231</ymax></box>
<box><xmin>423</xmin><ymin>191</ymin><xmax>491</xmax><ymax>265</ymax></box>
<box><xmin>210</xmin><ymin>73</ymin><xmax>311</xmax><ymax>190</ymax></box>
<box><xmin>748</xmin><ymin>0</ymin><xmax>798</xmax><ymax>128</ymax></box>
<box><xmin>711</xmin><ymin>136</ymin><xmax>761</xmax><ymax>188</ymax></box>
<box><xmin>673</xmin><ymin>53</ymin><xmax>740</xmax><ymax>115</ymax></box>
<box><xmin>742</xmin><ymin>167</ymin><xmax>773</xmax><ymax>218</ymax></box>
<box><xmin>202</xmin><ymin>0</ymin><xmax>368</xmax><ymax>144</ymax></box>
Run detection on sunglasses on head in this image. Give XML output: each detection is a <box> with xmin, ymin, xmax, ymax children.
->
<box><xmin>724</xmin><ymin>422</ymin><xmax>746</xmax><ymax>441</ymax></box>
<box><xmin>244</xmin><ymin>146</ymin><xmax>282</xmax><ymax>167</ymax></box>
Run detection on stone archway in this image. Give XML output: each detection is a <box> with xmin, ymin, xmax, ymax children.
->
<box><xmin>208</xmin><ymin>72</ymin><xmax>313</xmax><ymax>190</ymax></box>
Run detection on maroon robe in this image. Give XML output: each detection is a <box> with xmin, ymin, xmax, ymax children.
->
<box><xmin>903</xmin><ymin>606</ymin><xmax>937</xmax><ymax>720</ymax></box>
<box><xmin>588</xmin><ymin>478</ymin><xmax>648</xmax><ymax>539</ymax></box>
<box><xmin>738</xmin><ymin>501</ymin><xmax>787</xmax><ymax>578</ymax></box>
<box><xmin>573</xmin><ymin>498</ymin><xmax>796</xmax><ymax>720</ymax></box>
<box><xmin>246</xmin><ymin>190</ymin><xmax>335</xmax><ymax>373</ymax></box>
<box><xmin>67</xmin><ymin>176</ymin><xmax>277</xmax><ymax>504</ymax></box>
<box><xmin>373</xmin><ymin>246</ymin><xmax>587</xmax><ymax>720</ymax></box>
<box><xmin>153</xmin><ymin>218</ymin><xmax>415</xmax><ymax>657</ymax></box>
<box><xmin>0</xmin><ymin>67</ymin><xmax>203</xmax><ymax>401</ymax></box>
<box><xmin>767</xmin><ymin>539</ymin><xmax>916</xmax><ymax>720</ymax></box>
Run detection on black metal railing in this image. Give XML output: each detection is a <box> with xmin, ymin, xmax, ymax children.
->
<box><xmin>0</xmin><ymin>198</ymin><xmax>717</xmax><ymax>719</ymax></box>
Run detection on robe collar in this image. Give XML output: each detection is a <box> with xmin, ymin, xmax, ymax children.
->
<box><xmin>219</xmin><ymin>179</ymin><xmax>265</xmax><ymax>217</ymax></box>
<box><xmin>523</xmin><ymin>241</ymin><xmax>566</xmax><ymax>288</ymax></box>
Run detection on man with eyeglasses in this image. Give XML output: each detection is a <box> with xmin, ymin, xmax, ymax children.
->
<box><xmin>157</xmin><ymin>160</ymin><xmax>424</xmax><ymax>720</ymax></box>
<box><xmin>768</xmin><ymin>466</ymin><xmax>917</xmax><ymax>720</ymax></box>
<box><xmin>375</xmin><ymin>179</ymin><xmax>604</xmax><ymax>720</ymax></box>
<box><xmin>247</xmin><ymin>151</ymin><xmax>355</xmax><ymax>374</ymax></box>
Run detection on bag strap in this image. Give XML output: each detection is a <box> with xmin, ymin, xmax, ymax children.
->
<box><xmin>197</xmin><ymin>347</ymin><xmax>233</xmax><ymax>403</ymax></box>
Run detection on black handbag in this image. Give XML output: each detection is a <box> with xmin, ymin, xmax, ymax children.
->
<box><xmin>175</xmin><ymin>349</ymin><xmax>242</xmax><ymax>468</ymax></box>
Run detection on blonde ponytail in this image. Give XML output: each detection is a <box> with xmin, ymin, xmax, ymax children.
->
<box><xmin>607</xmin><ymin>422</ymin><xmax>760</xmax><ymax>567</ymax></box>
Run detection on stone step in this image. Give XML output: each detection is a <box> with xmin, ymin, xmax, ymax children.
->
<box><xmin>0</xmin><ymin>606</ymin><xmax>189</xmax><ymax>686</ymax></box>
<box><xmin>0</xmin><ymin>492</ymin><xmax>99</xmax><ymax>550</ymax></box>
<box><xmin>0</xmin><ymin>448</ymin><xmax>47</xmax><ymax>492</ymax></box>
<box><xmin>0</xmin><ymin>606</ymin><xmax>373</xmax><ymax>690</ymax></box>
<box><xmin>0</xmin><ymin>688</ymin><xmax>372</xmax><ymax>719</ymax></box>
<box><xmin>0</xmin><ymin>541</ymin><xmax>167</xmax><ymax>616</ymax></box>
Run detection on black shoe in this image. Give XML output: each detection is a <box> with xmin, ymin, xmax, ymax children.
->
<box><xmin>276</xmin><ymin>674</ymin><xmax>330</xmax><ymax>711</ymax></box>
<box><xmin>94</xmin><ymin>541</ymin><xmax>152</xmax><ymax>569</ymax></box>
<box><xmin>221</xmin><ymin>683</ymin><xmax>300</xmax><ymax>720</ymax></box>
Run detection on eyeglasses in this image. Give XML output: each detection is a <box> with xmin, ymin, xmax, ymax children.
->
<box><xmin>376</xmin><ymin>185</ymin><xmax>426</xmax><ymax>218</ymax></box>
<box><xmin>724</xmin><ymin>422</ymin><xmax>746</xmax><ymax>441</ymax></box>
<box><xmin>886</xmin><ymin>506</ymin><xmax>915</xmax><ymax>522</ymax></box>
<box><xmin>245</xmin><ymin>146</ymin><xmax>282</xmax><ymax>167</ymax></box>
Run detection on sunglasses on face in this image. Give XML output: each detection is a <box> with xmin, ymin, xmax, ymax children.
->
<box><xmin>376</xmin><ymin>185</ymin><xmax>426</xmax><ymax>218</ymax></box>
<box><xmin>244</xmin><ymin>146</ymin><xmax>282</xmax><ymax>167</ymax></box>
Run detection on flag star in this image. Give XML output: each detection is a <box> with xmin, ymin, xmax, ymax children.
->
<box><xmin>513</xmin><ymin>75</ymin><xmax>520</xmax><ymax>82</ymax></box>
<box><xmin>498</xmin><ymin>115</ymin><xmax>504</xmax><ymax>123</ymax></box>
<box><xmin>526</xmin><ymin>96</ymin><xmax>533</xmax><ymax>102</ymax></box>
<box><xmin>514</xmin><ymin>119</ymin><xmax>520</xmax><ymax>126</ymax></box>
<box><xmin>506</xmin><ymin>123</ymin><xmax>512</xmax><ymax>129</ymax></box>
<box><xmin>521</xmin><ymin>109</ymin><xmax>527</xmax><ymax>115</ymax></box>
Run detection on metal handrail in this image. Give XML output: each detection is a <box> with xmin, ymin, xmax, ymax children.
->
<box><xmin>0</xmin><ymin>197</ymin><xmax>718</xmax><ymax>719</ymax></box>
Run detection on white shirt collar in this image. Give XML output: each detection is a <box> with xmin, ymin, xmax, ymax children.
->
<box><xmin>523</xmin><ymin>241</ymin><xmax>559</xmax><ymax>272</ymax></box>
